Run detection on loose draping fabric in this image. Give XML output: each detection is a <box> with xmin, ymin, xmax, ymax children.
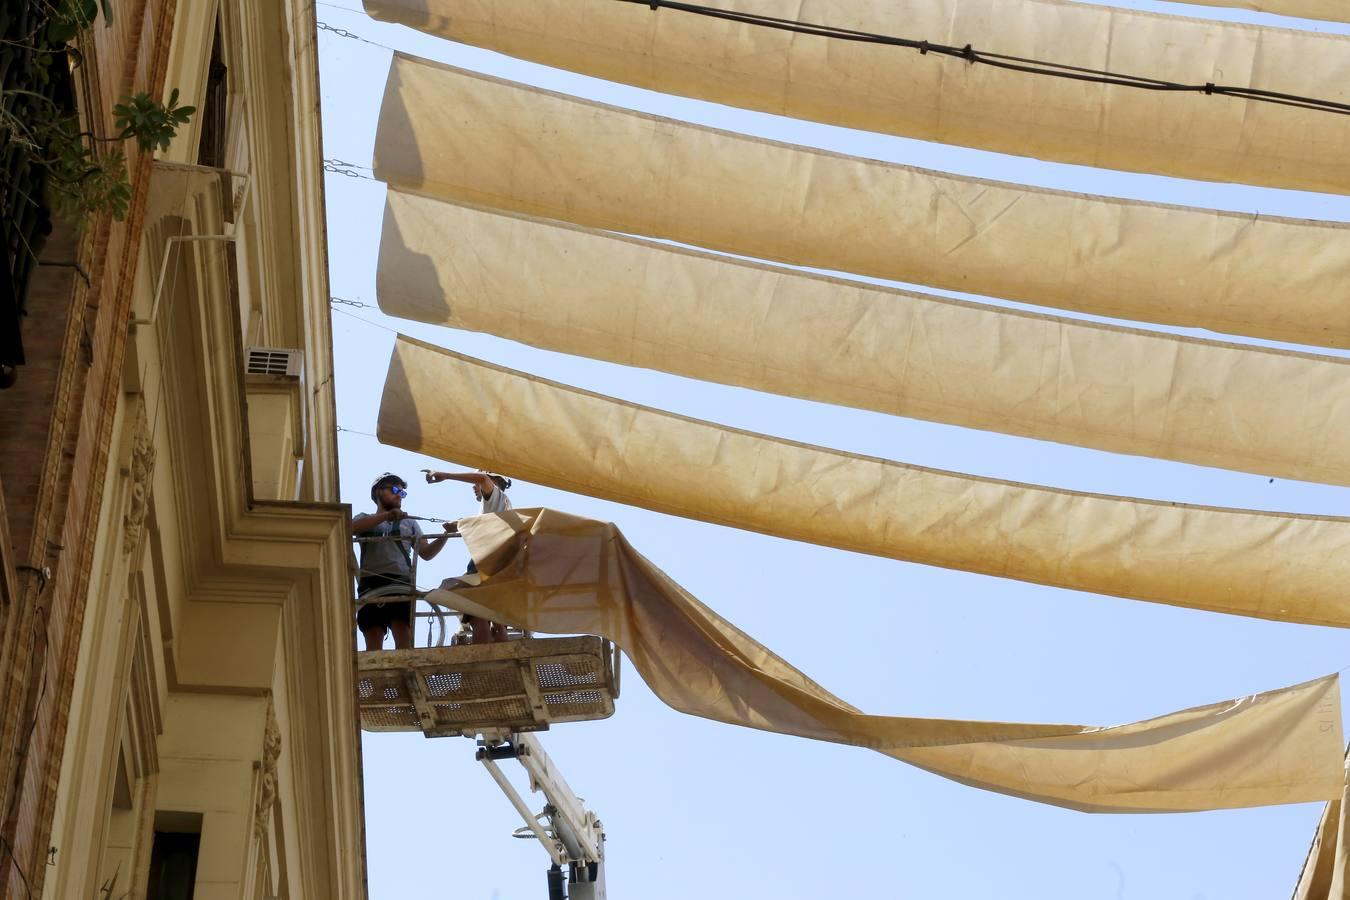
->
<box><xmin>363</xmin><ymin>1</ymin><xmax>1350</xmax><ymax>193</ymax></box>
<box><xmin>372</xmin><ymin>55</ymin><xmax>1350</xmax><ymax>349</ymax></box>
<box><xmin>379</xmin><ymin>336</ymin><xmax>1350</xmax><ymax>626</ymax></box>
<box><xmin>1293</xmin><ymin>753</ymin><xmax>1350</xmax><ymax>899</ymax></box>
<box><xmin>380</xmin><ymin>190</ymin><xmax>1350</xmax><ymax>486</ymax></box>
<box><xmin>429</xmin><ymin>507</ymin><xmax>1346</xmax><ymax>812</ymax></box>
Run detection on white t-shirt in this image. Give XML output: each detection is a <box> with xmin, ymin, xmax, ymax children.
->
<box><xmin>480</xmin><ymin>485</ymin><xmax>512</xmax><ymax>515</ymax></box>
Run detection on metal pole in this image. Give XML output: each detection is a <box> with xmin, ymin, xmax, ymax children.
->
<box><xmin>131</xmin><ymin>234</ymin><xmax>237</xmax><ymax>327</ymax></box>
<box><xmin>478</xmin><ymin>753</ymin><xmax>565</xmax><ymax>867</ymax></box>
<box><xmin>514</xmin><ymin>734</ymin><xmax>603</xmax><ymax>864</ymax></box>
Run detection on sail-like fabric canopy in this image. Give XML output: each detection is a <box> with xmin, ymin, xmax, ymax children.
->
<box><xmin>382</xmin><ymin>190</ymin><xmax>1350</xmax><ymax>486</ymax></box>
<box><xmin>1293</xmin><ymin>754</ymin><xmax>1350</xmax><ymax>899</ymax></box>
<box><xmin>373</xmin><ymin>55</ymin><xmax>1350</xmax><ymax>348</ymax></box>
<box><xmin>1183</xmin><ymin>0</ymin><xmax>1350</xmax><ymax>22</ymax></box>
<box><xmin>435</xmin><ymin>507</ymin><xmax>1345</xmax><ymax>812</ymax></box>
<box><xmin>380</xmin><ymin>337</ymin><xmax>1350</xmax><ymax>627</ymax></box>
<box><xmin>364</xmin><ymin>0</ymin><xmax>1350</xmax><ymax>192</ymax></box>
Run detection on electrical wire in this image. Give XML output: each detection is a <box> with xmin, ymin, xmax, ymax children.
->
<box><xmin>316</xmin><ymin>20</ymin><xmax>391</xmax><ymax>50</ymax></box>
<box><xmin>615</xmin><ymin>0</ymin><xmax>1350</xmax><ymax>117</ymax></box>
<box><xmin>330</xmin><ymin>305</ymin><xmax>399</xmax><ymax>333</ymax></box>
<box><xmin>318</xmin><ymin>5</ymin><xmax>1349</xmax><ymax>116</ymax></box>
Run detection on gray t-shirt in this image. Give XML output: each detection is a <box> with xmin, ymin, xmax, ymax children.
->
<box><xmin>357</xmin><ymin>513</ymin><xmax>423</xmax><ymax>578</ymax></box>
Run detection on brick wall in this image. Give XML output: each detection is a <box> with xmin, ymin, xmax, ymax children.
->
<box><xmin>0</xmin><ymin>2</ymin><xmax>177</xmax><ymax>896</ymax></box>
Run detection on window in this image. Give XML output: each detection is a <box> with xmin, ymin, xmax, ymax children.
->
<box><xmin>146</xmin><ymin>812</ymin><xmax>203</xmax><ymax>900</ymax></box>
<box><xmin>196</xmin><ymin>19</ymin><xmax>228</xmax><ymax>168</ymax></box>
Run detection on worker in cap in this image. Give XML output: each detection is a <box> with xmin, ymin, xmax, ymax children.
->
<box><xmin>351</xmin><ymin>472</ymin><xmax>455</xmax><ymax>650</ymax></box>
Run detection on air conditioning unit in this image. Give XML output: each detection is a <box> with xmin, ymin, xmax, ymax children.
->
<box><xmin>245</xmin><ymin>347</ymin><xmax>304</xmax><ymax>379</ymax></box>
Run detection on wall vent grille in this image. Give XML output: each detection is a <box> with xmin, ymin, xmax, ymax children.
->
<box><xmin>245</xmin><ymin>347</ymin><xmax>303</xmax><ymax>378</ymax></box>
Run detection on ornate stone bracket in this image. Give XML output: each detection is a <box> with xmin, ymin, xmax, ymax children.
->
<box><xmin>254</xmin><ymin>699</ymin><xmax>282</xmax><ymax>840</ymax></box>
<box><xmin>121</xmin><ymin>397</ymin><xmax>156</xmax><ymax>556</ymax></box>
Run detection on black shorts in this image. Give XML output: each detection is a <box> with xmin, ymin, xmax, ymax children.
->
<box><xmin>356</xmin><ymin>574</ymin><xmax>413</xmax><ymax>631</ymax></box>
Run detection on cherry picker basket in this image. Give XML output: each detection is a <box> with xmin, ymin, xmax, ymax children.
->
<box><xmin>356</xmin><ymin>637</ymin><xmax>620</xmax><ymax>737</ymax></box>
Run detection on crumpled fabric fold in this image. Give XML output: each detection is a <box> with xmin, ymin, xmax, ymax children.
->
<box><xmin>1292</xmin><ymin>752</ymin><xmax>1350</xmax><ymax>899</ymax></box>
<box><xmin>423</xmin><ymin>506</ymin><xmax>1345</xmax><ymax>812</ymax></box>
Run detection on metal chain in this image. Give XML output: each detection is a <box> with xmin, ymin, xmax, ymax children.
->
<box><xmin>316</xmin><ymin>21</ymin><xmax>388</xmax><ymax>49</ymax></box>
<box><xmin>322</xmin><ymin>158</ymin><xmax>373</xmax><ymax>179</ymax></box>
<box><xmin>330</xmin><ymin>295</ymin><xmax>374</xmax><ymax>309</ymax></box>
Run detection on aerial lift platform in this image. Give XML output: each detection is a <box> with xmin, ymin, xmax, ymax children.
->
<box><xmin>356</xmin><ymin>636</ymin><xmax>619</xmax><ymax>737</ymax></box>
<box><xmin>352</xmin><ymin>534</ymin><xmax>616</xmax><ymax>898</ymax></box>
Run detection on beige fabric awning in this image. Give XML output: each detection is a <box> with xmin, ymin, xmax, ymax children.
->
<box><xmin>1182</xmin><ymin>0</ymin><xmax>1350</xmax><ymax>22</ymax></box>
<box><xmin>431</xmin><ymin>507</ymin><xmax>1345</xmax><ymax>812</ymax></box>
<box><xmin>1293</xmin><ymin>753</ymin><xmax>1350</xmax><ymax>899</ymax></box>
<box><xmin>373</xmin><ymin>55</ymin><xmax>1350</xmax><ymax>349</ymax></box>
<box><xmin>363</xmin><ymin>1</ymin><xmax>1350</xmax><ymax>192</ymax></box>
<box><xmin>379</xmin><ymin>336</ymin><xmax>1350</xmax><ymax>627</ymax></box>
<box><xmin>380</xmin><ymin>190</ymin><xmax>1350</xmax><ymax>486</ymax></box>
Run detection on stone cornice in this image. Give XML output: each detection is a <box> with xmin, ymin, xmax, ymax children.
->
<box><xmin>139</xmin><ymin>122</ymin><xmax>364</xmax><ymax>900</ymax></box>
<box><xmin>134</xmin><ymin>1</ymin><xmax>364</xmax><ymax>891</ymax></box>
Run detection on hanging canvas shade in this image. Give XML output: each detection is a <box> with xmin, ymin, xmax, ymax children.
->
<box><xmin>380</xmin><ymin>190</ymin><xmax>1350</xmax><ymax>486</ymax></box>
<box><xmin>430</xmin><ymin>507</ymin><xmax>1346</xmax><ymax>813</ymax></box>
<box><xmin>373</xmin><ymin>55</ymin><xmax>1350</xmax><ymax>349</ymax></box>
<box><xmin>364</xmin><ymin>0</ymin><xmax>1350</xmax><ymax>192</ymax></box>
<box><xmin>379</xmin><ymin>336</ymin><xmax>1350</xmax><ymax>628</ymax></box>
<box><xmin>1292</xmin><ymin>753</ymin><xmax>1350</xmax><ymax>900</ymax></box>
<box><xmin>1181</xmin><ymin>0</ymin><xmax>1350</xmax><ymax>22</ymax></box>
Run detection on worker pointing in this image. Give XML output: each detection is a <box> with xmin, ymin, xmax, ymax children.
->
<box><xmin>424</xmin><ymin>469</ymin><xmax>513</xmax><ymax>643</ymax></box>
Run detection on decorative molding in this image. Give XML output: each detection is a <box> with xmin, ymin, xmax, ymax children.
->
<box><xmin>25</xmin><ymin>4</ymin><xmax>185</xmax><ymax>895</ymax></box>
<box><xmin>254</xmin><ymin>699</ymin><xmax>281</xmax><ymax>840</ymax></box>
<box><xmin>121</xmin><ymin>397</ymin><xmax>156</xmax><ymax>557</ymax></box>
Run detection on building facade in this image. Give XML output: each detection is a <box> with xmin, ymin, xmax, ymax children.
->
<box><xmin>0</xmin><ymin>2</ymin><xmax>365</xmax><ymax>898</ymax></box>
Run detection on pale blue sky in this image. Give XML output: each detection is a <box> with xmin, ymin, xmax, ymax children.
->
<box><xmin>315</xmin><ymin>3</ymin><xmax>1350</xmax><ymax>897</ymax></box>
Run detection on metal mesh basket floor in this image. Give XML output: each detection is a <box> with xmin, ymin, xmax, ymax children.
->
<box><xmin>356</xmin><ymin>636</ymin><xmax>618</xmax><ymax>738</ymax></box>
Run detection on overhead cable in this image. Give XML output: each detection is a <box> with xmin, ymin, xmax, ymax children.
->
<box><xmin>316</xmin><ymin>20</ymin><xmax>390</xmax><ymax>50</ymax></box>
<box><xmin>616</xmin><ymin>0</ymin><xmax>1350</xmax><ymax>116</ymax></box>
<box><xmin>323</xmin><ymin>158</ymin><xmax>373</xmax><ymax>179</ymax></box>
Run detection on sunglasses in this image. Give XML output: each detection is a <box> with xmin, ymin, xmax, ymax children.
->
<box><xmin>386</xmin><ymin>485</ymin><xmax>408</xmax><ymax>498</ymax></box>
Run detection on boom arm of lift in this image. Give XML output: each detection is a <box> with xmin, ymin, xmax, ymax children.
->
<box><xmin>477</xmin><ymin>732</ymin><xmax>607</xmax><ymax>900</ymax></box>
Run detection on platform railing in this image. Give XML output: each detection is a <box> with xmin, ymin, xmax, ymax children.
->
<box><xmin>352</xmin><ymin>533</ymin><xmax>527</xmax><ymax>647</ymax></box>
<box><xmin>350</xmin><ymin>533</ymin><xmax>622</xmax><ymax>735</ymax></box>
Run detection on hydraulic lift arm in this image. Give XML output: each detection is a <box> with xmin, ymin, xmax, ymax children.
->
<box><xmin>477</xmin><ymin>732</ymin><xmax>607</xmax><ymax>900</ymax></box>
